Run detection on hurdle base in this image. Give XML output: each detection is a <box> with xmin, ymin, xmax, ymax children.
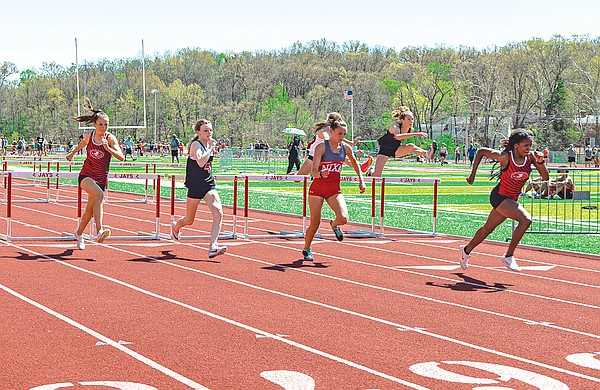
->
<box><xmin>345</xmin><ymin>229</ymin><xmax>381</xmax><ymax>238</ymax></box>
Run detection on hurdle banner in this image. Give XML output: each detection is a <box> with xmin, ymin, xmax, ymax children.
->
<box><xmin>0</xmin><ymin>171</ymin><xmax>163</xmax><ymax>242</ymax></box>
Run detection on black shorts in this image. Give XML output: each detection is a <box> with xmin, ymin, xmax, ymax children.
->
<box><xmin>377</xmin><ymin>137</ymin><xmax>401</xmax><ymax>158</ymax></box>
<box><xmin>125</xmin><ymin>147</ymin><xmax>132</xmax><ymax>155</ymax></box>
<box><xmin>187</xmin><ymin>185</ymin><xmax>216</xmax><ymax>199</ymax></box>
<box><xmin>568</xmin><ymin>156</ymin><xmax>576</xmax><ymax>162</ymax></box>
<box><xmin>489</xmin><ymin>185</ymin><xmax>511</xmax><ymax>209</ymax></box>
<box><xmin>78</xmin><ymin>175</ymin><xmax>106</xmax><ymax>192</ymax></box>
<box><xmin>171</xmin><ymin>150</ymin><xmax>179</xmax><ymax>157</ymax></box>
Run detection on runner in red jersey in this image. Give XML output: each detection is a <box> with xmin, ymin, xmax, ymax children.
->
<box><xmin>301</xmin><ymin>120</ymin><xmax>366</xmax><ymax>262</ymax></box>
<box><xmin>66</xmin><ymin>98</ymin><xmax>124</xmax><ymax>250</ymax></box>
<box><xmin>458</xmin><ymin>130</ymin><xmax>548</xmax><ymax>272</ymax></box>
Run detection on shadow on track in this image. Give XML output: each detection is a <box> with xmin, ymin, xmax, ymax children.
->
<box><xmin>426</xmin><ymin>273</ymin><xmax>512</xmax><ymax>293</ymax></box>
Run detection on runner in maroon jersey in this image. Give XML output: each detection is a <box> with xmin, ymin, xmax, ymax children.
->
<box><xmin>459</xmin><ymin>130</ymin><xmax>548</xmax><ymax>272</ymax></box>
<box><xmin>301</xmin><ymin>120</ymin><xmax>366</xmax><ymax>262</ymax></box>
<box><xmin>66</xmin><ymin>98</ymin><xmax>125</xmax><ymax>250</ymax></box>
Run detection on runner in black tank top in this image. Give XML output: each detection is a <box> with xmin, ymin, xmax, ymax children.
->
<box><xmin>171</xmin><ymin>119</ymin><xmax>227</xmax><ymax>259</ymax></box>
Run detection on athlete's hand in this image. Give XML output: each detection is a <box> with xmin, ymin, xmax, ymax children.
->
<box><xmin>466</xmin><ymin>174</ymin><xmax>475</xmax><ymax>185</ymax></box>
<box><xmin>101</xmin><ymin>134</ymin><xmax>110</xmax><ymax>150</ymax></box>
<box><xmin>358</xmin><ymin>181</ymin><xmax>366</xmax><ymax>193</ymax></box>
<box><xmin>414</xmin><ymin>132</ymin><xmax>428</xmax><ymax>138</ymax></box>
<box><xmin>208</xmin><ymin>137</ymin><xmax>218</xmax><ymax>149</ymax></box>
<box><xmin>533</xmin><ymin>150</ymin><xmax>544</xmax><ymax>164</ymax></box>
<box><xmin>320</xmin><ymin>169</ymin><xmax>330</xmax><ymax>179</ymax></box>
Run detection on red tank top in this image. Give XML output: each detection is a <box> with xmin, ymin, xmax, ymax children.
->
<box><xmin>79</xmin><ymin>131</ymin><xmax>112</xmax><ymax>187</ymax></box>
<box><xmin>498</xmin><ymin>151</ymin><xmax>532</xmax><ymax>200</ymax></box>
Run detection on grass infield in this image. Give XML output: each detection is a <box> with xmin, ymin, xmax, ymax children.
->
<box><xmin>55</xmin><ymin>154</ymin><xmax>599</xmax><ymax>255</ymax></box>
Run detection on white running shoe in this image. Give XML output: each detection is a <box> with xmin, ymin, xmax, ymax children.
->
<box><xmin>97</xmin><ymin>229</ymin><xmax>111</xmax><ymax>243</ymax></box>
<box><xmin>74</xmin><ymin>230</ymin><xmax>85</xmax><ymax>250</ymax></box>
<box><xmin>208</xmin><ymin>246</ymin><xmax>227</xmax><ymax>259</ymax></box>
<box><xmin>502</xmin><ymin>255</ymin><xmax>521</xmax><ymax>272</ymax></box>
<box><xmin>459</xmin><ymin>245</ymin><xmax>470</xmax><ymax>270</ymax></box>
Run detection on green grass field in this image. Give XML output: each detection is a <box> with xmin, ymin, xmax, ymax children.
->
<box><xmin>53</xmin><ymin>154</ymin><xmax>600</xmax><ymax>255</ymax></box>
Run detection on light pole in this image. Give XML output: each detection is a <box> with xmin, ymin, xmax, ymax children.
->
<box><xmin>151</xmin><ymin>89</ymin><xmax>160</xmax><ymax>144</ymax></box>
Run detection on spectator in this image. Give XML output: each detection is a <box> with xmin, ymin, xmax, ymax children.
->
<box><xmin>171</xmin><ymin>134</ymin><xmax>180</xmax><ymax>163</ymax></box>
<box><xmin>584</xmin><ymin>145</ymin><xmax>593</xmax><ymax>168</ymax></box>
<box><xmin>566</xmin><ymin>144</ymin><xmax>577</xmax><ymax>168</ymax></box>
<box><xmin>286</xmin><ymin>135</ymin><xmax>302</xmax><ymax>174</ymax></box>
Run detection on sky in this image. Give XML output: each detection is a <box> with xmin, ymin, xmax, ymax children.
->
<box><xmin>2</xmin><ymin>0</ymin><xmax>600</xmax><ymax>70</ymax></box>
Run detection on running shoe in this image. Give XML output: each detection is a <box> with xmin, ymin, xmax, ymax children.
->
<box><xmin>330</xmin><ymin>221</ymin><xmax>343</xmax><ymax>242</ymax></box>
<box><xmin>74</xmin><ymin>230</ymin><xmax>85</xmax><ymax>250</ymax></box>
<box><xmin>302</xmin><ymin>248</ymin><xmax>314</xmax><ymax>261</ymax></box>
<box><xmin>171</xmin><ymin>221</ymin><xmax>180</xmax><ymax>240</ymax></box>
<box><xmin>208</xmin><ymin>246</ymin><xmax>227</xmax><ymax>258</ymax></box>
<box><xmin>360</xmin><ymin>155</ymin><xmax>373</xmax><ymax>173</ymax></box>
<box><xmin>459</xmin><ymin>245</ymin><xmax>470</xmax><ymax>270</ymax></box>
<box><xmin>96</xmin><ymin>229</ymin><xmax>111</xmax><ymax>243</ymax></box>
<box><xmin>502</xmin><ymin>255</ymin><xmax>521</xmax><ymax>272</ymax></box>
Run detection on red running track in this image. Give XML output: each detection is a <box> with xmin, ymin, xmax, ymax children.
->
<box><xmin>0</xmin><ymin>180</ymin><xmax>599</xmax><ymax>389</ymax></box>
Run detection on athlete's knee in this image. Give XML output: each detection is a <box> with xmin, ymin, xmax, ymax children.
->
<box><xmin>518</xmin><ymin>216</ymin><xmax>532</xmax><ymax>228</ymax></box>
<box><xmin>336</xmin><ymin>213</ymin><xmax>348</xmax><ymax>225</ymax></box>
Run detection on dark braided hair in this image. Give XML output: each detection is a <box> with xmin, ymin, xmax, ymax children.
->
<box><xmin>490</xmin><ymin>130</ymin><xmax>533</xmax><ymax>181</ymax></box>
<box><xmin>72</xmin><ymin>98</ymin><xmax>109</xmax><ymax>124</ymax></box>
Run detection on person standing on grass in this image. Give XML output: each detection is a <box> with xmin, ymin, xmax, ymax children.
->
<box><xmin>171</xmin><ymin>134</ymin><xmax>181</xmax><ymax>163</ymax></box>
<box><xmin>286</xmin><ymin>135</ymin><xmax>303</xmax><ymax>174</ymax></box>
<box><xmin>370</xmin><ymin>106</ymin><xmax>428</xmax><ymax>177</ymax></box>
<box><xmin>566</xmin><ymin>144</ymin><xmax>577</xmax><ymax>168</ymax></box>
<box><xmin>459</xmin><ymin>130</ymin><xmax>548</xmax><ymax>272</ymax></box>
<box><xmin>66</xmin><ymin>98</ymin><xmax>124</xmax><ymax>250</ymax></box>
<box><xmin>171</xmin><ymin>119</ymin><xmax>227</xmax><ymax>259</ymax></box>
<box><xmin>302</xmin><ymin>120</ymin><xmax>366</xmax><ymax>261</ymax></box>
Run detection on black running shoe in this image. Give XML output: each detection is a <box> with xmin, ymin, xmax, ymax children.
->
<box><xmin>331</xmin><ymin>221</ymin><xmax>343</xmax><ymax>242</ymax></box>
<box><xmin>302</xmin><ymin>248</ymin><xmax>314</xmax><ymax>261</ymax></box>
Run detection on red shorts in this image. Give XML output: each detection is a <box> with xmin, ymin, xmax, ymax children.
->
<box><xmin>309</xmin><ymin>179</ymin><xmax>341</xmax><ymax>199</ymax></box>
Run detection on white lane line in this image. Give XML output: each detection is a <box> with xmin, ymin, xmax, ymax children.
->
<box><xmin>3</xmin><ymin>199</ymin><xmax>600</xmax><ymax>384</ymax></box>
<box><xmin>38</xmin><ymin>242</ymin><xmax>600</xmax><ymax>385</ymax></box>
<box><xmin>0</xmin><ymin>241</ymin><xmax>427</xmax><ymax>390</ymax></box>
<box><xmin>0</xmin><ymin>283</ymin><xmax>208</xmax><ymax>390</ymax></box>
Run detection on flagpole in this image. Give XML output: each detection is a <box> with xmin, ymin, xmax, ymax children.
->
<box><xmin>351</xmin><ymin>98</ymin><xmax>354</xmax><ymax>140</ymax></box>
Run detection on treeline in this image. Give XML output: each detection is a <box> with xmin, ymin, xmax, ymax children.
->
<box><xmin>1</xmin><ymin>35</ymin><xmax>600</xmax><ymax>149</ymax></box>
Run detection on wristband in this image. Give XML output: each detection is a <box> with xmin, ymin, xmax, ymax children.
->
<box><xmin>537</xmin><ymin>160</ymin><xmax>544</xmax><ymax>164</ymax></box>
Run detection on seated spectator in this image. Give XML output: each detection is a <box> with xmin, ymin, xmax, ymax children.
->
<box><xmin>523</xmin><ymin>168</ymin><xmax>574</xmax><ymax>199</ymax></box>
<box><xmin>549</xmin><ymin>169</ymin><xmax>574</xmax><ymax>199</ymax></box>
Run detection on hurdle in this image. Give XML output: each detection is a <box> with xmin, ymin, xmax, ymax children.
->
<box><xmin>166</xmin><ymin>174</ymin><xmax>243</xmax><ymax>240</ymax></box>
<box><xmin>234</xmin><ymin>174</ymin><xmax>310</xmax><ymax>239</ymax></box>
<box><xmin>165</xmin><ymin>173</ymin><xmax>440</xmax><ymax>240</ymax></box>
<box><xmin>0</xmin><ymin>171</ymin><xmax>163</xmax><ymax>242</ymax></box>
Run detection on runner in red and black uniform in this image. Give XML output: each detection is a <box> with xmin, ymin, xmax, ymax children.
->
<box><xmin>459</xmin><ymin>130</ymin><xmax>548</xmax><ymax>272</ymax></box>
<box><xmin>66</xmin><ymin>98</ymin><xmax>124</xmax><ymax>250</ymax></box>
<box><xmin>302</xmin><ymin>120</ymin><xmax>366</xmax><ymax>261</ymax></box>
